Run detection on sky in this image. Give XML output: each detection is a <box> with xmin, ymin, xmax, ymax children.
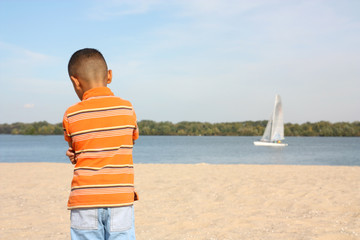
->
<box><xmin>0</xmin><ymin>0</ymin><xmax>359</xmax><ymax>124</ymax></box>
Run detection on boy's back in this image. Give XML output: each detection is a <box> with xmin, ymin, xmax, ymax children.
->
<box><xmin>63</xmin><ymin>86</ymin><xmax>138</xmax><ymax>209</ymax></box>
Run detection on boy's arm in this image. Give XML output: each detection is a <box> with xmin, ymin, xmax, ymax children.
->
<box><xmin>132</xmin><ymin>108</ymin><xmax>139</xmax><ymax>143</ymax></box>
<box><xmin>66</xmin><ymin>141</ymin><xmax>77</xmax><ymax>165</ymax></box>
<box><xmin>63</xmin><ymin>112</ymin><xmax>76</xmax><ymax>164</ymax></box>
<box><xmin>133</xmin><ymin>124</ymin><xmax>139</xmax><ymax>138</ymax></box>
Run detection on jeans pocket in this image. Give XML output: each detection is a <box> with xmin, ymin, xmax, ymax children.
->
<box><xmin>110</xmin><ymin>206</ymin><xmax>133</xmax><ymax>232</ymax></box>
<box><xmin>71</xmin><ymin>208</ymin><xmax>98</xmax><ymax>230</ymax></box>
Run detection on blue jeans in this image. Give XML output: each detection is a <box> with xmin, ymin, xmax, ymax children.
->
<box><xmin>70</xmin><ymin>206</ymin><xmax>136</xmax><ymax>240</ymax></box>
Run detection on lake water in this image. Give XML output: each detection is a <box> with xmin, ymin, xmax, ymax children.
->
<box><xmin>0</xmin><ymin>135</ymin><xmax>359</xmax><ymax>166</ymax></box>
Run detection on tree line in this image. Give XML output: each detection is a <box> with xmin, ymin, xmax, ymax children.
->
<box><xmin>138</xmin><ymin>120</ymin><xmax>360</xmax><ymax>137</ymax></box>
<box><xmin>0</xmin><ymin>121</ymin><xmax>63</xmax><ymax>135</ymax></box>
<box><xmin>1</xmin><ymin>120</ymin><xmax>359</xmax><ymax>137</ymax></box>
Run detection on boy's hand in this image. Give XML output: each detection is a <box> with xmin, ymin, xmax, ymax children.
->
<box><xmin>66</xmin><ymin>147</ymin><xmax>77</xmax><ymax>165</ymax></box>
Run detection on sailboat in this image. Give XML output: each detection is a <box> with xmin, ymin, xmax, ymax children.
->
<box><xmin>254</xmin><ymin>94</ymin><xmax>288</xmax><ymax>147</ymax></box>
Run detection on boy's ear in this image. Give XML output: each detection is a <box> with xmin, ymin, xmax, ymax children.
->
<box><xmin>70</xmin><ymin>76</ymin><xmax>81</xmax><ymax>89</ymax></box>
<box><xmin>107</xmin><ymin>70</ymin><xmax>112</xmax><ymax>84</ymax></box>
<box><xmin>70</xmin><ymin>76</ymin><xmax>85</xmax><ymax>100</ymax></box>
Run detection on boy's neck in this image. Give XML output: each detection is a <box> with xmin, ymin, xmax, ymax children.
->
<box><xmin>82</xmin><ymin>83</ymin><xmax>107</xmax><ymax>93</ymax></box>
<box><xmin>82</xmin><ymin>86</ymin><xmax>113</xmax><ymax>100</ymax></box>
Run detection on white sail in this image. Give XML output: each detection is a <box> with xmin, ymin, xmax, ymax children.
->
<box><xmin>258</xmin><ymin>94</ymin><xmax>286</xmax><ymax>144</ymax></box>
<box><xmin>270</xmin><ymin>94</ymin><xmax>284</xmax><ymax>141</ymax></box>
<box><xmin>261</xmin><ymin>117</ymin><xmax>272</xmax><ymax>141</ymax></box>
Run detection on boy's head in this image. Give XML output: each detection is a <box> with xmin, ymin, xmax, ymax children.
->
<box><xmin>68</xmin><ymin>48</ymin><xmax>112</xmax><ymax>100</ymax></box>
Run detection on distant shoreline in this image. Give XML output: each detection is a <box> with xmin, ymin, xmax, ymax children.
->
<box><xmin>0</xmin><ymin>120</ymin><xmax>359</xmax><ymax>137</ymax></box>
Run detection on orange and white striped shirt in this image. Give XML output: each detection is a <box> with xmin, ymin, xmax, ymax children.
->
<box><xmin>63</xmin><ymin>87</ymin><xmax>139</xmax><ymax>209</ymax></box>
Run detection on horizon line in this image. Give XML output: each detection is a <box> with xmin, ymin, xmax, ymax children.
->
<box><xmin>1</xmin><ymin>120</ymin><xmax>359</xmax><ymax>125</ymax></box>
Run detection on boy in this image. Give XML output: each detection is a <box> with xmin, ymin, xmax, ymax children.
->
<box><xmin>63</xmin><ymin>48</ymin><xmax>139</xmax><ymax>240</ymax></box>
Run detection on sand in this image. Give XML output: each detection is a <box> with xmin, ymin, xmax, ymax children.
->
<box><xmin>0</xmin><ymin>163</ymin><xmax>359</xmax><ymax>240</ymax></box>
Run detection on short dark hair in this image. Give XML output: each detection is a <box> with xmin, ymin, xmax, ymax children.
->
<box><xmin>68</xmin><ymin>48</ymin><xmax>108</xmax><ymax>82</ymax></box>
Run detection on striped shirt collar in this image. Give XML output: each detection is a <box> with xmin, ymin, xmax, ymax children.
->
<box><xmin>82</xmin><ymin>87</ymin><xmax>114</xmax><ymax>101</ymax></box>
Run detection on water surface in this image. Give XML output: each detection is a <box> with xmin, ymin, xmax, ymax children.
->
<box><xmin>0</xmin><ymin>135</ymin><xmax>359</xmax><ymax>166</ymax></box>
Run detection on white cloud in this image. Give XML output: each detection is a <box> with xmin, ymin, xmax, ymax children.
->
<box><xmin>23</xmin><ymin>50</ymin><xmax>51</xmax><ymax>62</ymax></box>
<box><xmin>175</xmin><ymin>0</ymin><xmax>275</xmax><ymax>17</ymax></box>
<box><xmin>0</xmin><ymin>41</ymin><xmax>55</xmax><ymax>62</ymax></box>
<box><xmin>0</xmin><ymin>41</ymin><xmax>61</xmax><ymax>87</ymax></box>
<box><xmin>0</xmin><ymin>42</ymin><xmax>58</xmax><ymax>80</ymax></box>
<box><xmin>86</xmin><ymin>0</ymin><xmax>275</xmax><ymax>21</ymax></box>
<box><xmin>87</xmin><ymin>0</ymin><xmax>163</xmax><ymax>20</ymax></box>
<box><xmin>24</xmin><ymin>103</ymin><xmax>35</xmax><ymax>109</ymax></box>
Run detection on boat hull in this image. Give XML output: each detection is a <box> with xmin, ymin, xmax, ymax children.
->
<box><xmin>253</xmin><ymin>141</ymin><xmax>288</xmax><ymax>147</ymax></box>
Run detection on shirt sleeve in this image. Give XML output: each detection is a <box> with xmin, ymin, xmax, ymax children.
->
<box><xmin>132</xmin><ymin>108</ymin><xmax>139</xmax><ymax>141</ymax></box>
<box><xmin>62</xmin><ymin>112</ymin><xmax>71</xmax><ymax>143</ymax></box>
<box><xmin>133</xmin><ymin>123</ymin><xmax>139</xmax><ymax>141</ymax></box>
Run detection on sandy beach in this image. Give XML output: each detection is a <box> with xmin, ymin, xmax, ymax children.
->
<box><xmin>0</xmin><ymin>163</ymin><xmax>359</xmax><ymax>240</ymax></box>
